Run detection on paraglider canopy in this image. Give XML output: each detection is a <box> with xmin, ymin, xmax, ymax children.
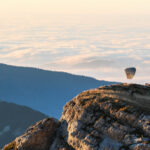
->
<box><xmin>125</xmin><ymin>67</ymin><xmax>136</xmax><ymax>79</ymax></box>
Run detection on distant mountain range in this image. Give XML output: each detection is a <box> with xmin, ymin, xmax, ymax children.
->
<box><xmin>0</xmin><ymin>101</ymin><xmax>47</xmax><ymax>148</ymax></box>
<box><xmin>0</xmin><ymin>63</ymin><xmax>118</xmax><ymax>118</ymax></box>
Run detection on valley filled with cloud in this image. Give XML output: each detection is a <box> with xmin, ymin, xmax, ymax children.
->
<box><xmin>0</xmin><ymin>15</ymin><xmax>150</xmax><ymax>83</ymax></box>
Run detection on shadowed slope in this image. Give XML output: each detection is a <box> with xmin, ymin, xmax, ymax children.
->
<box><xmin>0</xmin><ymin>63</ymin><xmax>118</xmax><ymax>118</ymax></box>
<box><xmin>0</xmin><ymin>101</ymin><xmax>47</xmax><ymax>148</ymax></box>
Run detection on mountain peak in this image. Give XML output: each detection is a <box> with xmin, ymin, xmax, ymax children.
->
<box><xmin>3</xmin><ymin>83</ymin><xmax>150</xmax><ymax>150</ymax></box>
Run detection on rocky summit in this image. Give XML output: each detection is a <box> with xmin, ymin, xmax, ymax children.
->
<box><xmin>3</xmin><ymin>84</ymin><xmax>150</xmax><ymax>150</ymax></box>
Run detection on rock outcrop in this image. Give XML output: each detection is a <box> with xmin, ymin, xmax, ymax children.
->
<box><xmin>3</xmin><ymin>118</ymin><xmax>59</xmax><ymax>150</ymax></box>
<box><xmin>3</xmin><ymin>84</ymin><xmax>150</xmax><ymax>150</ymax></box>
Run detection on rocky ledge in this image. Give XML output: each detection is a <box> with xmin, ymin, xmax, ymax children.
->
<box><xmin>3</xmin><ymin>84</ymin><xmax>150</xmax><ymax>150</ymax></box>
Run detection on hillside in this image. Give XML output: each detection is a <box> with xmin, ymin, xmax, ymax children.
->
<box><xmin>3</xmin><ymin>83</ymin><xmax>150</xmax><ymax>150</ymax></box>
<box><xmin>0</xmin><ymin>63</ymin><xmax>118</xmax><ymax>118</ymax></box>
<box><xmin>0</xmin><ymin>101</ymin><xmax>47</xmax><ymax>148</ymax></box>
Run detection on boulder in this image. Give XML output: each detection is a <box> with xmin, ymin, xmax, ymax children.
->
<box><xmin>3</xmin><ymin>118</ymin><xmax>59</xmax><ymax>150</ymax></box>
<box><xmin>60</xmin><ymin>84</ymin><xmax>150</xmax><ymax>150</ymax></box>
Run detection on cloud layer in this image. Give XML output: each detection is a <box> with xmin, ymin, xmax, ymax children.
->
<box><xmin>0</xmin><ymin>15</ymin><xmax>150</xmax><ymax>84</ymax></box>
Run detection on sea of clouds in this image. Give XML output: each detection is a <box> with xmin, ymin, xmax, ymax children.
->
<box><xmin>0</xmin><ymin>15</ymin><xmax>150</xmax><ymax>84</ymax></box>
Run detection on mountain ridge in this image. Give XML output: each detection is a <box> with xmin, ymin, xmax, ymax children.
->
<box><xmin>0</xmin><ymin>63</ymin><xmax>118</xmax><ymax>118</ymax></box>
<box><xmin>0</xmin><ymin>101</ymin><xmax>48</xmax><ymax>148</ymax></box>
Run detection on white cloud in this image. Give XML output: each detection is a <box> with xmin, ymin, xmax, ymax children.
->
<box><xmin>0</xmin><ymin>16</ymin><xmax>150</xmax><ymax>83</ymax></box>
<box><xmin>143</xmin><ymin>60</ymin><xmax>150</xmax><ymax>64</ymax></box>
<box><xmin>0</xmin><ymin>125</ymin><xmax>10</xmax><ymax>136</ymax></box>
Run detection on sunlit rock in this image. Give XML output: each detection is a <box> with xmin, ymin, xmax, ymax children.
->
<box><xmin>3</xmin><ymin>84</ymin><xmax>150</xmax><ymax>150</ymax></box>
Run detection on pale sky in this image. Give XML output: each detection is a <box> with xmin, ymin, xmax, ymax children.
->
<box><xmin>0</xmin><ymin>0</ymin><xmax>150</xmax><ymax>15</ymax></box>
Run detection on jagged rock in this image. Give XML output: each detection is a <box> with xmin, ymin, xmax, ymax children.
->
<box><xmin>49</xmin><ymin>128</ymin><xmax>74</xmax><ymax>150</ymax></box>
<box><xmin>60</xmin><ymin>84</ymin><xmax>150</xmax><ymax>150</ymax></box>
<box><xmin>3</xmin><ymin>118</ymin><xmax>60</xmax><ymax>150</ymax></box>
<box><xmin>3</xmin><ymin>84</ymin><xmax>150</xmax><ymax>150</ymax></box>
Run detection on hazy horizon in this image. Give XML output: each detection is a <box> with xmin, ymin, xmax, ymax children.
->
<box><xmin>0</xmin><ymin>0</ymin><xmax>150</xmax><ymax>84</ymax></box>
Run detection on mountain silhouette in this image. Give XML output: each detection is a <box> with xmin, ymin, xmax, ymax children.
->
<box><xmin>0</xmin><ymin>63</ymin><xmax>118</xmax><ymax>118</ymax></box>
<box><xmin>0</xmin><ymin>101</ymin><xmax>47</xmax><ymax>148</ymax></box>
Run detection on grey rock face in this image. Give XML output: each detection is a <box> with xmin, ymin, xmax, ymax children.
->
<box><xmin>60</xmin><ymin>84</ymin><xmax>150</xmax><ymax>150</ymax></box>
<box><xmin>3</xmin><ymin>84</ymin><xmax>150</xmax><ymax>150</ymax></box>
